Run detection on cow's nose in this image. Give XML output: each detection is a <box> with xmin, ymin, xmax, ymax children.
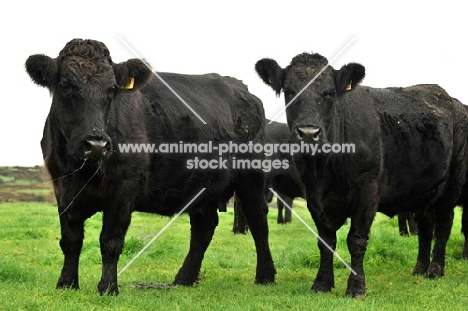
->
<box><xmin>296</xmin><ymin>127</ymin><xmax>321</xmax><ymax>142</ymax></box>
<box><xmin>84</xmin><ymin>140</ymin><xmax>108</xmax><ymax>160</ymax></box>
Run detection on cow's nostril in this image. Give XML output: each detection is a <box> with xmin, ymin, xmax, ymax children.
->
<box><xmin>84</xmin><ymin>140</ymin><xmax>108</xmax><ymax>160</ymax></box>
<box><xmin>296</xmin><ymin>127</ymin><xmax>320</xmax><ymax>142</ymax></box>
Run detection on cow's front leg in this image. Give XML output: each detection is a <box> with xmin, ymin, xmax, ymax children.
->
<box><xmin>56</xmin><ymin>212</ymin><xmax>85</xmax><ymax>290</ymax></box>
<box><xmin>236</xmin><ymin>172</ymin><xmax>276</xmax><ymax>284</ymax></box>
<box><xmin>345</xmin><ymin>182</ymin><xmax>379</xmax><ymax>297</ymax></box>
<box><xmin>173</xmin><ymin>209</ymin><xmax>218</xmax><ymax>285</ymax></box>
<box><xmin>310</xmin><ymin>222</ymin><xmax>336</xmax><ymax>293</ymax></box>
<box><xmin>98</xmin><ymin>202</ymin><xmax>132</xmax><ymax>295</ymax></box>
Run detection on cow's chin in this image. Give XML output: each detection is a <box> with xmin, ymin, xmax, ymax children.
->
<box><xmin>68</xmin><ymin>152</ymin><xmax>110</xmax><ymax>169</ymax></box>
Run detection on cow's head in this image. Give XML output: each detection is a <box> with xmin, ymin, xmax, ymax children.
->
<box><xmin>255</xmin><ymin>53</ymin><xmax>365</xmax><ymax>144</ymax></box>
<box><xmin>26</xmin><ymin>39</ymin><xmax>153</xmax><ymax>163</ymax></box>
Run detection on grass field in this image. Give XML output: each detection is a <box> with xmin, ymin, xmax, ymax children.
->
<box><xmin>1</xmin><ymin>167</ymin><xmax>468</xmax><ymax>310</ymax></box>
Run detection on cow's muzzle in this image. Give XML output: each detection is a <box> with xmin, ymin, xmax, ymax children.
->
<box><xmin>83</xmin><ymin>139</ymin><xmax>111</xmax><ymax>161</ymax></box>
<box><xmin>295</xmin><ymin>126</ymin><xmax>321</xmax><ymax>142</ymax></box>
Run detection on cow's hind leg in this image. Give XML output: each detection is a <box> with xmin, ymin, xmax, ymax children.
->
<box><xmin>283</xmin><ymin>195</ymin><xmax>293</xmax><ymax>223</ymax></box>
<box><xmin>56</xmin><ymin>214</ymin><xmax>85</xmax><ymax>290</ymax></box>
<box><xmin>236</xmin><ymin>172</ymin><xmax>276</xmax><ymax>284</ymax></box>
<box><xmin>461</xmin><ymin>206</ymin><xmax>468</xmax><ymax>259</ymax></box>
<box><xmin>277</xmin><ymin>198</ymin><xmax>284</xmax><ymax>224</ymax></box>
<box><xmin>408</xmin><ymin>213</ymin><xmax>418</xmax><ymax>235</ymax></box>
<box><xmin>398</xmin><ymin>213</ymin><xmax>410</xmax><ymax>236</ymax></box>
<box><xmin>98</xmin><ymin>202</ymin><xmax>133</xmax><ymax>295</ymax></box>
<box><xmin>426</xmin><ymin>207</ymin><xmax>454</xmax><ymax>278</ymax></box>
<box><xmin>412</xmin><ymin>212</ymin><xmax>433</xmax><ymax>275</ymax></box>
<box><xmin>173</xmin><ymin>208</ymin><xmax>218</xmax><ymax>286</ymax></box>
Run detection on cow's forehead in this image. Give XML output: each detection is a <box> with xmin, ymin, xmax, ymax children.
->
<box><xmin>284</xmin><ymin>53</ymin><xmax>333</xmax><ymax>86</ymax></box>
<box><xmin>58</xmin><ymin>56</ymin><xmax>115</xmax><ymax>87</ymax></box>
<box><xmin>59</xmin><ymin>38</ymin><xmax>112</xmax><ymax>61</ymax></box>
<box><xmin>284</xmin><ymin>64</ymin><xmax>334</xmax><ymax>90</ymax></box>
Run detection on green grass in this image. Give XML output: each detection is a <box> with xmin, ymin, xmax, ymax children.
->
<box><xmin>0</xmin><ymin>163</ymin><xmax>467</xmax><ymax>311</ymax></box>
<box><xmin>1</xmin><ymin>197</ymin><xmax>468</xmax><ymax>310</ymax></box>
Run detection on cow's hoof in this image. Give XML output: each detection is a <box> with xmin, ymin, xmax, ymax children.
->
<box><xmin>345</xmin><ymin>275</ymin><xmax>366</xmax><ymax>298</ymax></box>
<box><xmin>412</xmin><ymin>262</ymin><xmax>429</xmax><ymax>275</ymax></box>
<box><xmin>311</xmin><ymin>280</ymin><xmax>334</xmax><ymax>293</ymax></box>
<box><xmin>98</xmin><ymin>281</ymin><xmax>119</xmax><ymax>296</ymax></box>
<box><xmin>172</xmin><ymin>277</ymin><xmax>197</xmax><ymax>286</ymax></box>
<box><xmin>255</xmin><ymin>276</ymin><xmax>276</xmax><ymax>285</ymax></box>
<box><xmin>346</xmin><ymin>287</ymin><xmax>367</xmax><ymax>298</ymax></box>
<box><xmin>255</xmin><ymin>269</ymin><xmax>276</xmax><ymax>285</ymax></box>
<box><xmin>425</xmin><ymin>262</ymin><xmax>444</xmax><ymax>279</ymax></box>
<box><xmin>56</xmin><ymin>279</ymin><xmax>79</xmax><ymax>290</ymax></box>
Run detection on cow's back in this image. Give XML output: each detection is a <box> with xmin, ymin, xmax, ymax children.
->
<box><xmin>142</xmin><ymin>73</ymin><xmax>264</xmax><ymax>142</ymax></box>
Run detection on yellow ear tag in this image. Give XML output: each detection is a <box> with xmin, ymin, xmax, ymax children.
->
<box><xmin>123</xmin><ymin>77</ymin><xmax>134</xmax><ymax>89</ymax></box>
<box><xmin>268</xmin><ymin>77</ymin><xmax>272</xmax><ymax>84</ymax></box>
<box><xmin>346</xmin><ymin>80</ymin><xmax>352</xmax><ymax>91</ymax></box>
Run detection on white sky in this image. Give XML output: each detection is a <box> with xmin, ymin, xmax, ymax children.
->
<box><xmin>1</xmin><ymin>1</ymin><xmax>466</xmax><ymax>166</ymax></box>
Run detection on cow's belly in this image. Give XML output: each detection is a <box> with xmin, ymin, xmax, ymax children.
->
<box><xmin>378</xmin><ymin>145</ymin><xmax>450</xmax><ymax>215</ymax></box>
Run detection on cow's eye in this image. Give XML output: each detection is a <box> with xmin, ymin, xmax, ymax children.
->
<box><xmin>60</xmin><ymin>82</ymin><xmax>71</xmax><ymax>90</ymax></box>
<box><xmin>59</xmin><ymin>82</ymin><xmax>74</xmax><ymax>98</ymax></box>
<box><xmin>107</xmin><ymin>84</ymin><xmax>118</xmax><ymax>98</ymax></box>
<box><xmin>323</xmin><ymin>89</ymin><xmax>336</xmax><ymax>99</ymax></box>
<box><xmin>105</xmin><ymin>84</ymin><xmax>118</xmax><ymax>104</ymax></box>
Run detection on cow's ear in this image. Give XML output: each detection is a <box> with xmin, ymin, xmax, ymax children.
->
<box><xmin>25</xmin><ymin>54</ymin><xmax>58</xmax><ymax>90</ymax></box>
<box><xmin>334</xmin><ymin>63</ymin><xmax>365</xmax><ymax>96</ymax></box>
<box><xmin>113</xmin><ymin>58</ymin><xmax>153</xmax><ymax>91</ymax></box>
<box><xmin>255</xmin><ymin>58</ymin><xmax>284</xmax><ymax>96</ymax></box>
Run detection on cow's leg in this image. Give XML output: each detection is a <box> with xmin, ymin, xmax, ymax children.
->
<box><xmin>426</xmin><ymin>207</ymin><xmax>454</xmax><ymax>278</ymax></box>
<box><xmin>398</xmin><ymin>213</ymin><xmax>409</xmax><ymax>236</ymax></box>
<box><xmin>284</xmin><ymin>196</ymin><xmax>293</xmax><ymax>223</ymax></box>
<box><xmin>412</xmin><ymin>213</ymin><xmax>433</xmax><ymax>275</ymax></box>
<box><xmin>56</xmin><ymin>213</ymin><xmax>85</xmax><ymax>290</ymax></box>
<box><xmin>345</xmin><ymin>182</ymin><xmax>379</xmax><ymax>297</ymax></box>
<box><xmin>173</xmin><ymin>208</ymin><xmax>218</xmax><ymax>285</ymax></box>
<box><xmin>97</xmin><ymin>202</ymin><xmax>132</xmax><ymax>295</ymax></box>
<box><xmin>232</xmin><ymin>193</ymin><xmax>249</xmax><ymax>234</ymax></box>
<box><xmin>277</xmin><ymin>198</ymin><xmax>284</xmax><ymax>224</ymax></box>
<box><xmin>310</xmin><ymin>221</ymin><xmax>336</xmax><ymax>293</ymax></box>
<box><xmin>408</xmin><ymin>213</ymin><xmax>418</xmax><ymax>235</ymax></box>
<box><xmin>462</xmin><ymin>207</ymin><xmax>468</xmax><ymax>259</ymax></box>
<box><xmin>236</xmin><ymin>172</ymin><xmax>276</xmax><ymax>284</ymax></box>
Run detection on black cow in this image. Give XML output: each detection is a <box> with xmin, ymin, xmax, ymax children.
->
<box><xmin>25</xmin><ymin>39</ymin><xmax>276</xmax><ymax>295</ymax></box>
<box><xmin>255</xmin><ymin>52</ymin><xmax>468</xmax><ymax>297</ymax></box>
<box><xmin>264</xmin><ymin>120</ymin><xmax>305</xmax><ymax>224</ymax></box>
<box><xmin>232</xmin><ymin>120</ymin><xmax>304</xmax><ymax>234</ymax></box>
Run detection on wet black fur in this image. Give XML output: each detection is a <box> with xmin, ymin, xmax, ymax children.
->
<box><xmin>256</xmin><ymin>52</ymin><xmax>468</xmax><ymax>297</ymax></box>
<box><xmin>25</xmin><ymin>39</ymin><xmax>276</xmax><ymax>295</ymax></box>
